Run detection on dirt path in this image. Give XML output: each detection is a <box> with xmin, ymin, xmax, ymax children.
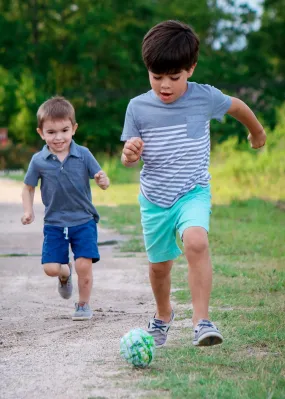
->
<box><xmin>0</xmin><ymin>179</ymin><xmax>161</xmax><ymax>399</ymax></box>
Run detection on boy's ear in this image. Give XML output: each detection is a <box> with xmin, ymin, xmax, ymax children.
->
<box><xmin>72</xmin><ymin>123</ymin><xmax>78</xmax><ymax>135</ymax></box>
<box><xmin>187</xmin><ymin>63</ymin><xmax>197</xmax><ymax>78</ymax></box>
<box><xmin>36</xmin><ymin>128</ymin><xmax>44</xmax><ymax>140</ymax></box>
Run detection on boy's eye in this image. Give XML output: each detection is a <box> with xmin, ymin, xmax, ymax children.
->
<box><xmin>152</xmin><ymin>75</ymin><xmax>180</xmax><ymax>81</ymax></box>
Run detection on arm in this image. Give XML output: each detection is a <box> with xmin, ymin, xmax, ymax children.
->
<box><xmin>121</xmin><ymin>101</ymin><xmax>143</xmax><ymax>167</ymax></box>
<box><xmin>227</xmin><ymin>97</ymin><xmax>266</xmax><ymax>149</ymax></box>
<box><xmin>83</xmin><ymin>148</ymin><xmax>109</xmax><ymax>190</ymax></box>
<box><xmin>121</xmin><ymin>137</ymin><xmax>144</xmax><ymax>168</ymax></box>
<box><xmin>21</xmin><ymin>184</ymin><xmax>35</xmax><ymax>225</ymax></box>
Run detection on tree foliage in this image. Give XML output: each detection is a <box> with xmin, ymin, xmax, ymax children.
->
<box><xmin>0</xmin><ymin>0</ymin><xmax>284</xmax><ymax>154</ymax></box>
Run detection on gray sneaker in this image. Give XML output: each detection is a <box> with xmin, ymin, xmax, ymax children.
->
<box><xmin>193</xmin><ymin>319</ymin><xmax>223</xmax><ymax>346</ymax></box>
<box><xmin>72</xmin><ymin>302</ymin><xmax>93</xmax><ymax>321</ymax></box>
<box><xmin>147</xmin><ymin>310</ymin><xmax>175</xmax><ymax>348</ymax></box>
<box><xmin>58</xmin><ymin>263</ymin><xmax>72</xmax><ymax>299</ymax></box>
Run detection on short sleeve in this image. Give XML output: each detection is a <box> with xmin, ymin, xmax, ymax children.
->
<box><xmin>120</xmin><ymin>100</ymin><xmax>141</xmax><ymax>141</ymax></box>
<box><xmin>210</xmin><ymin>86</ymin><xmax>232</xmax><ymax>121</ymax></box>
<box><xmin>84</xmin><ymin>149</ymin><xmax>101</xmax><ymax>178</ymax></box>
<box><xmin>24</xmin><ymin>156</ymin><xmax>40</xmax><ymax>187</ymax></box>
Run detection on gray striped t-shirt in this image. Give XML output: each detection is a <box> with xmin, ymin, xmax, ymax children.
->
<box><xmin>121</xmin><ymin>82</ymin><xmax>232</xmax><ymax>208</ymax></box>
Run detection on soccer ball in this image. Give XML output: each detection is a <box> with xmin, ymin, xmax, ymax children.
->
<box><xmin>120</xmin><ymin>328</ymin><xmax>155</xmax><ymax>368</ymax></box>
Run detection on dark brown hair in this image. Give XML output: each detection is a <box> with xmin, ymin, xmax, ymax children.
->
<box><xmin>142</xmin><ymin>20</ymin><xmax>199</xmax><ymax>74</ymax></box>
<box><xmin>37</xmin><ymin>96</ymin><xmax>76</xmax><ymax>129</ymax></box>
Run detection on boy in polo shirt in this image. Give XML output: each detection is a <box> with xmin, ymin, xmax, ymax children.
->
<box><xmin>121</xmin><ymin>20</ymin><xmax>266</xmax><ymax>347</ymax></box>
<box><xmin>21</xmin><ymin>96</ymin><xmax>110</xmax><ymax>320</ymax></box>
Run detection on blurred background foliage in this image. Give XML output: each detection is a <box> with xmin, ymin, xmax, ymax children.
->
<box><xmin>0</xmin><ymin>0</ymin><xmax>284</xmax><ymax>171</ymax></box>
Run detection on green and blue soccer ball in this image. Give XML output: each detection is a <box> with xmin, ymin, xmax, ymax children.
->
<box><xmin>120</xmin><ymin>328</ymin><xmax>155</xmax><ymax>368</ymax></box>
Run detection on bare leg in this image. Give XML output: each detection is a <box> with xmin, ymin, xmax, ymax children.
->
<box><xmin>183</xmin><ymin>227</ymin><xmax>212</xmax><ymax>327</ymax></box>
<box><xmin>75</xmin><ymin>257</ymin><xmax>93</xmax><ymax>303</ymax></box>
<box><xmin>43</xmin><ymin>263</ymin><xmax>70</xmax><ymax>279</ymax></box>
<box><xmin>149</xmin><ymin>260</ymin><xmax>173</xmax><ymax>322</ymax></box>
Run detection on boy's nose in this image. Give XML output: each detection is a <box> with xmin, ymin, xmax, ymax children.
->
<box><xmin>54</xmin><ymin>132</ymin><xmax>63</xmax><ymax>139</ymax></box>
<box><xmin>161</xmin><ymin>78</ymin><xmax>171</xmax><ymax>89</ymax></box>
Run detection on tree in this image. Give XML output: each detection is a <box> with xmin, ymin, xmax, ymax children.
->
<box><xmin>0</xmin><ymin>0</ymin><xmax>283</xmax><ymax>154</ymax></box>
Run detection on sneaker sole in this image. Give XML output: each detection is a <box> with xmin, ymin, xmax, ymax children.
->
<box><xmin>193</xmin><ymin>331</ymin><xmax>223</xmax><ymax>346</ymax></box>
<box><xmin>60</xmin><ymin>294</ymin><xmax>72</xmax><ymax>300</ymax></box>
<box><xmin>72</xmin><ymin>315</ymin><xmax>93</xmax><ymax>321</ymax></box>
<box><xmin>58</xmin><ymin>288</ymin><xmax>73</xmax><ymax>300</ymax></box>
<box><xmin>155</xmin><ymin>341</ymin><xmax>167</xmax><ymax>349</ymax></box>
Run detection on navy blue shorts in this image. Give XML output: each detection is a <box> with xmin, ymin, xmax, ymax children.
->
<box><xmin>42</xmin><ymin>219</ymin><xmax>100</xmax><ymax>264</ymax></box>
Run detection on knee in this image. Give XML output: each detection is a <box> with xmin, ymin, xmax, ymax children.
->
<box><xmin>149</xmin><ymin>261</ymin><xmax>172</xmax><ymax>278</ymax></box>
<box><xmin>184</xmin><ymin>229</ymin><xmax>209</xmax><ymax>256</ymax></box>
<box><xmin>75</xmin><ymin>258</ymin><xmax>92</xmax><ymax>277</ymax></box>
<box><xmin>43</xmin><ymin>263</ymin><xmax>61</xmax><ymax>277</ymax></box>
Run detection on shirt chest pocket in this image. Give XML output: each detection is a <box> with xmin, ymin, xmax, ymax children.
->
<box><xmin>186</xmin><ymin>116</ymin><xmax>209</xmax><ymax>139</ymax></box>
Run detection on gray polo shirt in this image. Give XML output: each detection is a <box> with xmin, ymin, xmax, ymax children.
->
<box><xmin>24</xmin><ymin>140</ymin><xmax>101</xmax><ymax>227</ymax></box>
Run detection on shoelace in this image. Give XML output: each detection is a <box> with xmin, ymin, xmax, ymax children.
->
<box><xmin>75</xmin><ymin>302</ymin><xmax>88</xmax><ymax>311</ymax></box>
<box><xmin>151</xmin><ymin>321</ymin><xmax>169</xmax><ymax>333</ymax></box>
<box><xmin>195</xmin><ymin>321</ymin><xmax>215</xmax><ymax>333</ymax></box>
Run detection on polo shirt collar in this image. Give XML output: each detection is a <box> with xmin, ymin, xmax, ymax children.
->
<box><xmin>42</xmin><ymin>140</ymin><xmax>80</xmax><ymax>160</ymax></box>
<box><xmin>69</xmin><ymin>140</ymin><xmax>80</xmax><ymax>157</ymax></box>
<box><xmin>42</xmin><ymin>145</ymin><xmax>51</xmax><ymax>160</ymax></box>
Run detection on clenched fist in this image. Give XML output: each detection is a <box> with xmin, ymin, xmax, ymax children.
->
<box><xmin>248</xmin><ymin>130</ymin><xmax>266</xmax><ymax>149</ymax></box>
<box><xmin>95</xmin><ymin>170</ymin><xmax>110</xmax><ymax>190</ymax></box>
<box><xmin>21</xmin><ymin>212</ymin><xmax>34</xmax><ymax>225</ymax></box>
<box><xmin>122</xmin><ymin>137</ymin><xmax>144</xmax><ymax>164</ymax></box>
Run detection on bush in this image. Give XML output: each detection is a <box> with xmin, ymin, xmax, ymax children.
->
<box><xmin>210</xmin><ymin>105</ymin><xmax>285</xmax><ymax>202</ymax></box>
<box><xmin>0</xmin><ymin>142</ymin><xmax>36</xmax><ymax>170</ymax></box>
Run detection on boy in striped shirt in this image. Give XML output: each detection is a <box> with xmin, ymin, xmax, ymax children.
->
<box><xmin>121</xmin><ymin>20</ymin><xmax>266</xmax><ymax>347</ymax></box>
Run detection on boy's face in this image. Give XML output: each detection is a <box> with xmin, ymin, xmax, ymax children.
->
<box><xmin>37</xmin><ymin>118</ymin><xmax>78</xmax><ymax>156</ymax></box>
<box><xmin>148</xmin><ymin>66</ymin><xmax>196</xmax><ymax>104</ymax></box>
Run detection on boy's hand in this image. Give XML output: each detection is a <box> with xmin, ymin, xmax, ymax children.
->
<box><xmin>248</xmin><ymin>130</ymin><xmax>266</xmax><ymax>149</ymax></box>
<box><xmin>123</xmin><ymin>137</ymin><xmax>144</xmax><ymax>163</ymax></box>
<box><xmin>21</xmin><ymin>212</ymin><xmax>34</xmax><ymax>225</ymax></box>
<box><xmin>95</xmin><ymin>170</ymin><xmax>110</xmax><ymax>190</ymax></box>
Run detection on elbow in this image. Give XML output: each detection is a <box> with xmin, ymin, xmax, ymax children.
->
<box><xmin>23</xmin><ymin>184</ymin><xmax>35</xmax><ymax>194</ymax></box>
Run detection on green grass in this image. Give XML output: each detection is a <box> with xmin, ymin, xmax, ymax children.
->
<box><xmin>3</xmin><ymin>129</ymin><xmax>285</xmax><ymax>397</ymax></box>
<box><xmin>0</xmin><ymin>171</ymin><xmax>25</xmax><ymax>181</ymax></box>
<box><xmin>97</xmin><ymin>194</ymin><xmax>285</xmax><ymax>399</ymax></box>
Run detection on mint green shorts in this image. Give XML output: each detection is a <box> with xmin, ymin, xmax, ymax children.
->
<box><xmin>138</xmin><ymin>185</ymin><xmax>211</xmax><ymax>263</ymax></box>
